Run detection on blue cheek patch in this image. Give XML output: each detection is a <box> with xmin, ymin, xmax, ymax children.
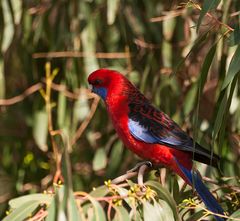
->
<box><xmin>92</xmin><ymin>87</ymin><xmax>107</xmax><ymax>100</ymax></box>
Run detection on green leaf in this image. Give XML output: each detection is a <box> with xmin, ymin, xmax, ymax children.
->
<box><xmin>186</xmin><ymin>210</ymin><xmax>205</xmax><ymax>221</ymax></box>
<box><xmin>143</xmin><ymin>201</ymin><xmax>161</xmax><ymax>221</ymax></box>
<box><xmin>183</xmin><ymin>83</ymin><xmax>198</xmax><ymax>116</ymax></box>
<box><xmin>107</xmin><ymin>141</ymin><xmax>123</xmax><ymax>174</ymax></box>
<box><xmin>1</xmin><ymin>0</ymin><xmax>14</xmax><ymax>52</ymax></box>
<box><xmin>221</xmin><ymin>45</ymin><xmax>240</xmax><ymax>90</ymax></box>
<box><xmin>46</xmin><ymin>195</ymin><xmax>56</xmax><ymax>221</ymax></box>
<box><xmin>145</xmin><ymin>181</ymin><xmax>180</xmax><ymax>221</ymax></box>
<box><xmin>228</xmin><ymin>209</ymin><xmax>240</xmax><ymax>220</ymax></box>
<box><xmin>90</xmin><ymin>185</ymin><xmax>109</xmax><ymax>198</ymax></box>
<box><xmin>3</xmin><ymin>200</ymin><xmax>39</xmax><ymax>221</ymax></box>
<box><xmin>218</xmin><ymin>75</ymin><xmax>238</xmax><ymax>150</ymax></box>
<box><xmin>9</xmin><ymin>193</ymin><xmax>52</xmax><ymax>209</ymax></box>
<box><xmin>107</xmin><ymin>0</ymin><xmax>120</xmax><ymax>25</ymax></box>
<box><xmin>89</xmin><ymin>196</ymin><xmax>107</xmax><ymax>221</ymax></box>
<box><xmin>33</xmin><ymin>109</ymin><xmax>48</xmax><ymax>152</ymax></box>
<box><xmin>57</xmin><ymin>88</ymin><xmax>67</xmax><ymax>128</ymax></box>
<box><xmin>0</xmin><ymin>60</ymin><xmax>5</xmax><ymax>99</ymax></box>
<box><xmin>73</xmin><ymin>93</ymin><xmax>90</xmax><ymax>123</ymax></box>
<box><xmin>198</xmin><ymin>43</ymin><xmax>217</xmax><ymax>93</ymax></box>
<box><xmin>93</xmin><ymin>148</ymin><xmax>107</xmax><ymax>171</ymax></box>
<box><xmin>212</xmin><ymin>91</ymin><xmax>227</xmax><ymax>140</ymax></box>
<box><xmin>68</xmin><ymin>191</ymin><xmax>81</xmax><ymax>221</ymax></box>
<box><xmin>228</xmin><ymin>28</ymin><xmax>240</xmax><ymax>46</ymax></box>
<box><xmin>173</xmin><ymin>31</ymin><xmax>209</xmax><ymax>75</ymax></box>
<box><xmin>197</xmin><ymin>0</ymin><xmax>220</xmax><ymax>32</ymax></box>
<box><xmin>81</xmin><ymin>19</ymin><xmax>99</xmax><ymax>74</ymax></box>
<box><xmin>143</xmin><ymin>200</ymin><xmax>175</xmax><ymax>221</ymax></box>
<box><xmin>113</xmin><ymin>206</ymin><xmax>130</xmax><ymax>221</ymax></box>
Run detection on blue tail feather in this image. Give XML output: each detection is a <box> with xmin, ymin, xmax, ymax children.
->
<box><xmin>177</xmin><ymin>162</ymin><xmax>225</xmax><ymax>221</ymax></box>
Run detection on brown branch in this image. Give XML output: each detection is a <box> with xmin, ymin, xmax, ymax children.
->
<box><xmin>150</xmin><ymin>9</ymin><xmax>185</xmax><ymax>22</ymax></box>
<box><xmin>71</xmin><ymin>95</ymin><xmax>100</xmax><ymax>145</ymax></box>
<box><xmin>134</xmin><ymin>38</ymin><xmax>161</xmax><ymax>49</ymax></box>
<box><xmin>0</xmin><ymin>83</ymin><xmax>42</xmax><ymax>106</ymax></box>
<box><xmin>32</xmin><ymin>51</ymin><xmax>131</xmax><ymax>59</ymax></box>
<box><xmin>50</xmin><ymin>82</ymin><xmax>80</xmax><ymax>99</ymax></box>
<box><xmin>26</xmin><ymin>208</ymin><xmax>48</xmax><ymax>221</ymax></box>
<box><xmin>190</xmin><ymin>1</ymin><xmax>234</xmax><ymax>32</ymax></box>
<box><xmin>50</xmin><ymin>82</ymin><xmax>95</xmax><ymax>100</ymax></box>
<box><xmin>0</xmin><ymin>192</ymin><xmax>12</xmax><ymax>203</ymax></box>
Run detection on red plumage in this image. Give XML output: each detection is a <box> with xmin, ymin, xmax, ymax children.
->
<box><xmin>88</xmin><ymin>69</ymin><xmax>224</xmax><ymax>219</ymax></box>
<box><xmin>88</xmin><ymin>69</ymin><xmax>196</xmax><ymax>183</ymax></box>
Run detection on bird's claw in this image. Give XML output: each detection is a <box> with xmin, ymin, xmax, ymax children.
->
<box><xmin>127</xmin><ymin>161</ymin><xmax>153</xmax><ymax>188</ymax></box>
<box><xmin>127</xmin><ymin>161</ymin><xmax>153</xmax><ymax>173</ymax></box>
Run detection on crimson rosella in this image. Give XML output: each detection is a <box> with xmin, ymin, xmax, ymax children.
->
<box><xmin>88</xmin><ymin>69</ymin><xmax>224</xmax><ymax>220</ymax></box>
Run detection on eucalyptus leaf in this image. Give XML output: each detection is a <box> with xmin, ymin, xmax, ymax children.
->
<box><xmin>143</xmin><ymin>200</ymin><xmax>175</xmax><ymax>221</ymax></box>
<box><xmin>228</xmin><ymin>28</ymin><xmax>240</xmax><ymax>46</ymax></box>
<box><xmin>3</xmin><ymin>200</ymin><xmax>40</xmax><ymax>221</ymax></box>
<box><xmin>228</xmin><ymin>209</ymin><xmax>240</xmax><ymax>220</ymax></box>
<box><xmin>221</xmin><ymin>45</ymin><xmax>240</xmax><ymax>90</ymax></box>
<box><xmin>89</xmin><ymin>197</ymin><xmax>106</xmax><ymax>221</ymax></box>
<box><xmin>0</xmin><ymin>61</ymin><xmax>5</xmax><ymax>99</ymax></box>
<box><xmin>1</xmin><ymin>0</ymin><xmax>14</xmax><ymax>52</ymax></box>
<box><xmin>33</xmin><ymin>109</ymin><xmax>48</xmax><ymax>152</ymax></box>
<box><xmin>107</xmin><ymin>0</ymin><xmax>120</xmax><ymax>25</ymax></box>
<box><xmin>9</xmin><ymin>193</ymin><xmax>52</xmax><ymax>209</ymax></box>
<box><xmin>68</xmin><ymin>191</ymin><xmax>81</xmax><ymax>221</ymax></box>
<box><xmin>90</xmin><ymin>185</ymin><xmax>109</xmax><ymax>198</ymax></box>
<box><xmin>197</xmin><ymin>0</ymin><xmax>220</xmax><ymax>32</ymax></box>
<box><xmin>57</xmin><ymin>89</ymin><xmax>67</xmax><ymax>128</ymax></box>
<box><xmin>113</xmin><ymin>206</ymin><xmax>130</xmax><ymax>221</ymax></box>
<box><xmin>145</xmin><ymin>181</ymin><xmax>180</xmax><ymax>221</ymax></box>
<box><xmin>46</xmin><ymin>195</ymin><xmax>56</xmax><ymax>221</ymax></box>
<box><xmin>93</xmin><ymin>148</ymin><xmax>107</xmax><ymax>171</ymax></box>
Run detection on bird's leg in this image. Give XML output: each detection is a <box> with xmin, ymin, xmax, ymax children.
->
<box><xmin>127</xmin><ymin>161</ymin><xmax>152</xmax><ymax>173</ymax></box>
<box><xmin>112</xmin><ymin>161</ymin><xmax>152</xmax><ymax>189</ymax></box>
<box><xmin>127</xmin><ymin>161</ymin><xmax>153</xmax><ymax>190</ymax></box>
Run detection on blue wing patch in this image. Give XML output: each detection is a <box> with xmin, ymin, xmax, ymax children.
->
<box><xmin>128</xmin><ymin>118</ymin><xmax>186</xmax><ymax>146</ymax></box>
<box><xmin>128</xmin><ymin>119</ymin><xmax>157</xmax><ymax>143</ymax></box>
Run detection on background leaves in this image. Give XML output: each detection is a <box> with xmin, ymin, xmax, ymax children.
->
<box><xmin>0</xmin><ymin>0</ymin><xmax>239</xmax><ymax>220</ymax></box>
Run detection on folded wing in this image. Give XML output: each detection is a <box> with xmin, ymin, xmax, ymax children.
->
<box><xmin>128</xmin><ymin>99</ymin><xmax>219</xmax><ymax>167</ymax></box>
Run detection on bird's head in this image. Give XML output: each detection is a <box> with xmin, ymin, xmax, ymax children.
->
<box><xmin>88</xmin><ymin>69</ymin><xmax>127</xmax><ymax>100</ymax></box>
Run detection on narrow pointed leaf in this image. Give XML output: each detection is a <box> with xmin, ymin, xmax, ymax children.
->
<box><xmin>221</xmin><ymin>45</ymin><xmax>240</xmax><ymax>90</ymax></box>
<box><xmin>197</xmin><ymin>0</ymin><xmax>220</xmax><ymax>32</ymax></box>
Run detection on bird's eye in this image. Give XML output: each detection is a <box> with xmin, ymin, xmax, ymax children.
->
<box><xmin>94</xmin><ymin>79</ymin><xmax>102</xmax><ymax>85</ymax></box>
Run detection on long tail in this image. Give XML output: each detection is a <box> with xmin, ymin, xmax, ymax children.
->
<box><xmin>177</xmin><ymin>162</ymin><xmax>225</xmax><ymax>221</ymax></box>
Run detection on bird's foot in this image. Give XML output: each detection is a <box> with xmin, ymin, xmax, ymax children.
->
<box><xmin>127</xmin><ymin>161</ymin><xmax>153</xmax><ymax>190</ymax></box>
<box><xmin>127</xmin><ymin>161</ymin><xmax>153</xmax><ymax>173</ymax></box>
<box><xmin>112</xmin><ymin>161</ymin><xmax>152</xmax><ymax>191</ymax></box>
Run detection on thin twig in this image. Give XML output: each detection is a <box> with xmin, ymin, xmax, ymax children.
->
<box><xmin>26</xmin><ymin>208</ymin><xmax>48</xmax><ymax>221</ymax></box>
<box><xmin>190</xmin><ymin>1</ymin><xmax>234</xmax><ymax>32</ymax></box>
<box><xmin>71</xmin><ymin>95</ymin><xmax>100</xmax><ymax>145</ymax></box>
<box><xmin>0</xmin><ymin>83</ymin><xmax>42</xmax><ymax>106</ymax></box>
<box><xmin>33</xmin><ymin>51</ymin><xmax>131</xmax><ymax>59</ymax></box>
<box><xmin>42</xmin><ymin>63</ymin><xmax>62</xmax><ymax>184</ymax></box>
<box><xmin>134</xmin><ymin>38</ymin><xmax>161</xmax><ymax>49</ymax></box>
<box><xmin>150</xmin><ymin>9</ymin><xmax>185</xmax><ymax>22</ymax></box>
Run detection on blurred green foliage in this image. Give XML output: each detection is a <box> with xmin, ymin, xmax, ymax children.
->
<box><xmin>0</xmin><ymin>0</ymin><xmax>240</xmax><ymax>220</ymax></box>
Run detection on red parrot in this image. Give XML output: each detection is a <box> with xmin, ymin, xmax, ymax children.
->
<box><xmin>88</xmin><ymin>69</ymin><xmax>224</xmax><ymax>220</ymax></box>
